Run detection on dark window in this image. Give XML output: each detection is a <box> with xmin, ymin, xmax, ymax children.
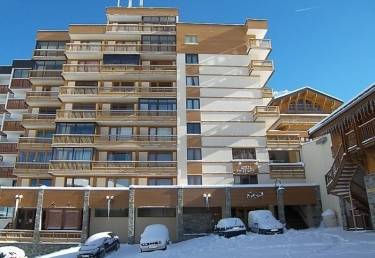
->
<box><xmin>34</xmin><ymin>60</ymin><xmax>64</xmax><ymax>70</ymax></box>
<box><xmin>185</xmin><ymin>54</ymin><xmax>199</xmax><ymax>64</ymax></box>
<box><xmin>188</xmin><ymin>175</ymin><xmax>202</xmax><ymax>185</ymax></box>
<box><xmin>142</xmin><ymin>16</ymin><xmax>176</xmax><ymax>24</ymax></box>
<box><xmin>36</xmin><ymin>41</ymin><xmax>66</xmax><ymax>50</ymax></box>
<box><xmin>187</xmin><ymin>123</ymin><xmax>201</xmax><ymax>134</ymax></box>
<box><xmin>148</xmin><ymin>152</ymin><xmax>173</xmax><ymax>161</ymax></box>
<box><xmin>186</xmin><ymin>99</ymin><xmax>200</xmax><ymax>109</ymax></box>
<box><xmin>94</xmin><ymin>208</ymin><xmax>128</xmax><ymax>217</ymax></box>
<box><xmin>52</xmin><ymin>148</ymin><xmax>93</xmax><ymax>160</ymax></box>
<box><xmin>75</xmin><ymin>81</ymin><xmax>98</xmax><ymax>86</ymax></box>
<box><xmin>36</xmin><ymin>130</ymin><xmax>54</xmax><ymax>138</ymax></box>
<box><xmin>141</xmin><ymin>35</ymin><xmax>176</xmax><ymax>45</ymax></box>
<box><xmin>137</xmin><ymin>208</ymin><xmax>176</xmax><ymax>217</ymax></box>
<box><xmin>234</xmin><ymin>175</ymin><xmax>258</xmax><ymax>185</ymax></box>
<box><xmin>72</xmin><ymin>103</ymin><xmax>96</xmax><ymax>110</ymax></box>
<box><xmin>111</xmin><ymin>103</ymin><xmax>133</xmax><ymax>111</ymax></box>
<box><xmin>107</xmin><ymin>152</ymin><xmax>132</xmax><ymax>161</ymax></box>
<box><xmin>30</xmin><ymin>179</ymin><xmax>52</xmax><ymax>187</ymax></box>
<box><xmin>39</xmin><ymin>107</ymin><xmax>57</xmax><ymax>114</ymax></box>
<box><xmin>18</xmin><ymin>151</ymin><xmax>52</xmax><ymax>163</ymax></box>
<box><xmin>186</xmin><ymin>76</ymin><xmax>199</xmax><ymax>86</ymax></box>
<box><xmin>139</xmin><ymin>99</ymin><xmax>176</xmax><ymax>111</ymax></box>
<box><xmin>148</xmin><ymin>178</ymin><xmax>173</xmax><ymax>185</ymax></box>
<box><xmin>13</xmin><ymin>69</ymin><xmax>29</xmax><ymax>78</ymax></box>
<box><xmin>103</xmin><ymin>54</ymin><xmax>140</xmax><ymax>65</ymax></box>
<box><xmin>187</xmin><ymin>148</ymin><xmax>202</xmax><ymax>160</ymax></box>
<box><xmin>56</xmin><ymin>123</ymin><xmax>96</xmax><ymax>135</ymax></box>
<box><xmin>268</xmin><ymin>150</ymin><xmax>301</xmax><ymax>163</ymax></box>
<box><xmin>107</xmin><ymin>178</ymin><xmax>130</xmax><ymax>188</ymax></box>
<box><xmin>66</xmin><ymin>178</ymin><xmax>89</xmax><ymax>187</ymax></box>
<box><xmin>232</xmin><ymin>148</ymin><xmax>256</xmax><ymax>160</ymax></box>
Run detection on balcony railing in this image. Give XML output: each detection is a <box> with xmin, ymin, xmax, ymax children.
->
<box><xmin>0</xmin><ymin>104</ymin><xmax>5</xmax><ymax>114</ymax></box>
<box><xmin>66</xmin><ymin>43</ymin><xmax>176</xmax><ymax>53</ymax></box>
<box><xmin>262</xmin><ymin>87</ymin><xmax>273</xmax><ymax>98</ymax></box>
<box><xmin>18</xmin><ymin>137</ymin><xmax>52</xmax><ymax>144</ymax></box>
<box><xmin>0</xmin><ymin>164</ymin><xmax>14</xmax><ymax>178</ymax></box>
<box><xmin>0</xmin><ymin>142</ymin><xmax>18</xmax><ymax>154</ymax></box>
<box><xmin>59</xmin><ymin>86</ymin><xmax>177</xmax><ymax>96</ymax></box>
<box><xmin>33</xmin><ymin>49</ymin><xmax>65</xmax><ymax>57</ymax></box>
<box><xmin>15</xmin><ymin>162</ymin><xmax>50</xmax><ymax>170</ymax></box>
<box><xmin>26</xmin><ymin>91</ymin><xmax>59</xmax><ymax>103</ymax></box>
<box><xmin>269</xmin><ymin>163</ymin><xmax>305</xmax><ymax>179</ymax></box>
<box><xmin>10</xmin><ymin>79</ymin><xmax>32</xmax><ymax>89</ymax></box>
<box><xmin>267</xmin><ymin>134</ymin><xmax>301</xmax><ymax>146</ymax></box>
<box><xmin>2</xmin><ymin>121</ymin><xmax>24</xmax><ymax>131</ymax></box>
<box><xmin>252</xmin><ymin>106</ymin><xmax>279</xmax><ymax>117</ymax></box>
<box><xmin>248</xmin><ymin>39</ymin><xmax>272</xmax><ymax>49</ymax></box>
<box><xmin>63</xmin><ymin>64</ymin><xmax>176</xmax><ymax>74</ymax></box>
<box><xmin>249</xmin><ymin>60</ymin><xmax>274</xmax><ymax>74</ymax></box>
<box><xmin>22</xmin><ymin>114</ymin><xmax>56</xmax><ymax>122</ymax></box>
<box><xmin>0</xmin><ymin>85</ymin><xmax>8</xmax><ymax>94</ymax></box>
<box><xmin>106</xmin><ymin>24</ymin><xmax>176</xmax><ymax>33</ymax></box>
<box><xmin>346</xmin><ymin>117</ymin><xmax>375</xmax><ymax>151</ymax></box>
<box><xmin>6</xmin><ymin>99</ymin><xmax>28</xmax><ymax>109</ymax></box>
<box><xmin>29</xmin><ymin>70</ymin><xmax>62</xmax><ymax>78</ymax></box>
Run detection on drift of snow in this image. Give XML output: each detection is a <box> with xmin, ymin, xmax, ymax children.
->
<box><xmin>216</xmin><ymin>218</ymin><xmax>245</xmax><ymax>230</ymax></box>
<box><xmin>248</xmin><ymin>210</ymin><xmax>283</xmax><ymax>229</ymax></box>
<box><xmin>140</xmin><ymin>224</ymin><xmax>169</xmax><ymax>244</ymax></box>
<box><xmin>38</xmin><ymin>228</ymin><xmax>375</xmax><ymax>258</ymax></box>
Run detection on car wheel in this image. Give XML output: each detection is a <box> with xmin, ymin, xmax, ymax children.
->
<box><xmin>100</xmin><ymin>249</ymin><xmax>106</xmax><ymax>258</ymax></box>
<box><xmin>115</xmin><ymin>242</ymin><xmax>120</xmax><ymax>251</ymax></box>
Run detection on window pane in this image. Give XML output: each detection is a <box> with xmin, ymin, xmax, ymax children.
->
<box><xmin>188</xmin><ymin>175</ymin><xmax>202</xmax><ymax>185</ymax></box>
<box><xmin>187</xmin><ymin>148</ymin><xmax>202</xmax><ymax>160</ymax></box>
<box><xmin>148</xmin><ymin>178</ymin><xmax>173</xmax><ymax>185</ymax></box>
<box><xmin>232</xmin><ymin>148</ymin><xmax>256</xmax><ymax>159</ymax></box>
<box><xmin>116</xmin><ymin>179</ymin><xmax>130</xmax><ymax>187</ymax></box>
<box><xmin>137</xmin><ymin>208</ymin><xmax>176</xmax><ymax>217</ymax></box>
<box><xmin>187</xmin><ymin>123</ymin><xmax>201</xmax><ymax>134</ymax></box>
<box><xmin>186</xmin><ymin>76</ymin><xmax>199</xmax><ymax>86</ymax></box>
<box><xmin>186</xmin><ymin>54</ymin><xmax>198</xmax><ymax>64</ymax></box>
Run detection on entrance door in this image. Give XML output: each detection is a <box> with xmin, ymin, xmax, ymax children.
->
<box><xmin>44</xmin><ymin>209</ymin><xmax>82</xmax><ymax>230</ymax></box>
<box><xmin>16</xmin><ymin>209</ymin><xmax>36</xmax><ymax>230</ymax></box>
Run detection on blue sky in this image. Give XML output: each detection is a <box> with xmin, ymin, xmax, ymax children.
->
<box><xmin>0</xmin><ymin>0</ymin><xmax>374</xmax><ymax>101</ymax></box>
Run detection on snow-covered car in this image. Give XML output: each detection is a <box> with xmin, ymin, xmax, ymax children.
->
<box><xmin>214</xmin><ymin>218</ymin><xmax>247</xmax><ymax>238</ymax></box>
<box><xmin>77</xmin><ymin>232</ymin><xmax>120</xmax><ymax>258</ymax></box>
<box><xmin>140</xmin><ymin>224</ymin><xmax>170</xmax><ymax>252</ymax></box>
<box><xmin>0</xmin><ymin>246</ymin><xmax>26</xmax><ymax>258</ymax></box>
<box><xmin>248</xmin><ymin>210</ymin><xmax>284</xmax><ymax>235</ymax></box>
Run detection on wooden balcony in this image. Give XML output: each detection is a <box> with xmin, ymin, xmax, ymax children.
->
<box><xmin>249</xmin><ymin>60</ymin><xmax>274</xmax><ymax>74</ymax></box>
<box><xmin>6</xmin><ymin>99</ymin><xmax>28</xmax><ymax>110</ymax></box>
<box><xmin>49</xmin><ymin>160</ymin><xmax>177</xmax><ymax>176</ymax></box>
<box><xmin>251</xmin><ymin>106</ymin><xmax>279</xmax><ymax>121</ymax></box>
<box><xmin>26</xmin><ymin>91</ymin><xmax>60</xmax><ymax>107</ymax></box>
<box><xmin>267</xmin><ymin>134</ymin><xmax>301</xmax><ymax>148</ymax></box>
<box><xmin>2</xmin><ymin>121</ymin><xmax>24</xmax><ymax>132</ymax></box>
<box><xmin>269</xmin><ymin>163</ymin><xmax>305</xmax><ymax>179</ymax></box>
<box><xmin>0</xmin><ymin>230</ymin><xmax>81</xmax><ymax>243</ymax></box>
<box><xmin>0</xmin><ymin>163</ymin><xmax>14</xmax><ymax>178</ymax></box>
<box><xmin>346</xmin><ymin>117</ymin><xmax>375</xmax><ymax>152</ymax></box>
<box><xmin>14</xmin><ymin>162</ymin><xmax>50</xmax><ymax>175</ymax></box>
<box><xmin>10</xmin><ymin>79</ymin><xmax>32</xmax><ymax>89</ymax></box>
<box><xmin>18</xmin><ymin>137</ymin><xmax>52</xmax><ymax>150</ymax></box>
<box><xmin>106</xmin><ymin>24</ymin><xmax>176</xmax><ymax>33</ymax></box>
<box><xmin>22</xmin><ymin>114</ymin><xmax>56</xmax><ymax>129</ymax></box>
<box><xmin>0</xmin><ymin>85</ymin><xmax>8</xmax><ymax>94</ymax></box>
<box><xmin>0</xmin><ymin>142</ymin><xmax>18</xmax><ymax>154</ymax></box>
<box><xmin>0</xmin><ymin>104</ymin><xmax>5</xmax><ymax>114</ymax></box>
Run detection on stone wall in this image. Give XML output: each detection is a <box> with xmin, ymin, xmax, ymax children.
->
<box><xmin>0</xmin><ymin>242</ymin><xmax>78</xmax><ymax>258</ymax></box>
<box><xmin>364</xmin><ymin>174</ymin><xmax>375</xmax><ymax>228</ymax></box>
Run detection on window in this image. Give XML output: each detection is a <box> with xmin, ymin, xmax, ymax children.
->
<box><xmin>187</xmin><ymin>148</ymin><xmax>202</xmax><ymax>160</ymax></box>
<box><xmin>148</xmin><ymin>152</ymin><xmax>173</xmax><ymax>161</ymax></box>
<box><xmin>142</xmin><ymin>35</ymin><xmax>176</xmax><ymax>45</ymax></box>
<box><xmin>232</xmin><ymin>148</ymin><xmax>256</xmax><ymax>160</ymax></box>
<box><xmin>188</xmin><ymin>175</ymin><xmax>202</xmax><ymax>185</ymax></box>
<box><xmin>13</xmin><ymin>69</ymin><xmax>29</xmax><ymax>78</ymax></box>
<box><xmin>56</xmin><ymin>123</ymin><xmax>96</xmax><ymax>135</ymax></box>
<box><xmin>110</xmin><ymin>103</ymin><xmax>133</xmax><ymax>111</ymax></box>
<box><xmin>137</xmin><ymin>208</ymin><xmax>176</xmax><ymax>217</ymax></box>
<box><xmin>34</xmin><ymin>60</ymin><xmax>64</xmax><ymax>70</ymax></box>
<box><xmin>39</xmin><ymin>107</ymin><xmax>57</xmax><ymax>114</ymax></box>
<box><xmin>18</xmin><ymin>151</ymin><xmax>52</xmax><ymax>163</ymax></box>
<box><xmin>186</xmin><ymin>76</ymin><xmax>199</xmax><ymax>86</ymax></box>
<box><xmin>103</xmin><ymin>54</ymin><xmax>140</xmax><ymax>65</ymax></box>
<box><xmin>149</xmin><ymin>127</ymin><xmax>173</xmax><ymax>141</ymax></box>
<box><xmin>148</xmin><ymin>178</ymin><xmax>173</xmax><ymax>186</ymax></box>
<box><xmin>30</xmin><ymin>179</ymin><xmax>52</xmax><ymax>187</ymax></box>
<box><xmin>268</xmin><ymin>150</ymin><xmax>301</xmax><ymax>163</ymax></box>
<box><xmin>66</xmin><ymin>178</ymin><xmax>89</xmax><ymax>187</ymax></box>
<box><xmin>36</xmin><ymin>130</ymin><xmax>54</xmax><ymax>138</ymax></box>
<box><xmin>36</xmin><ymin>41</ymin><xmax>66</xmax><ymax>50</ymax></box>
<box><xmin>234</xmin><ymin>175</ymin><xmax>258</xmax><ymax>185</ymax></box>
<box><xmin>185</xmin><ymin>54</ymin><xmax>199</xmax><ymax>64</ymax></box>
<box><xmin>75</xmin><ymin>81</ymin><xmax>98</xmax><ymax>86</ymax></box>
<box><xmin>139</xmin><ymin>99</ymin><xmax>176</xmax><ymax>111</ymax></box>
<box><xmin>94</xmin><ymin>208</ymin><xmax>128</xmax><ymax>217</ymax></box>
<box><xmin>142</xmin><ymin>16</ymin><xmax>176</xmax><ymax>24</ymax></box>
<box><xmin>186</xmin><ymin>99</ymin><xmax>200</xmax><ymax>110</ymax></box>
<box><xmin>184</xmin><ymin>35</ymin><xmax>198</xmax><ymax>44</ymax></box>
<box><xmin>187</xmin><ymin>123</ymin><xmax>201</xmax><ymax>134</ymax></box>
<box><xmin>52</xmin><ymin>148</ymin><xmax>93</xmax><ymax>160</ymax></box>
<box><xmin>109</xmin><ymin>127</ymin><xmax>133</xmax><ymax>140</ymax></box>
<box><xmin>107</xmin><ymin>152</ymin><xmax>132</xmax><ymax>161</ymax></box>
<box><xmin>73</xmin><ymin>103</ymin><xmax>96</xmax><ymax>110</ymax></box>
<box><xmin>107</xmin><ymin>178</ymin><xmax>130</xmax><ymax>188</ymax></box>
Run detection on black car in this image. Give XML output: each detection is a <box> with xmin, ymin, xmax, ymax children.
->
<box><xmin>77</xmin><ymin>232</ymin><xmax>120</xmax><ymax>258</ymax></box>
<box><xmin>214</xmin><ymin>218</ymin><xmax>247</xmax><ymax>238</ymax></box>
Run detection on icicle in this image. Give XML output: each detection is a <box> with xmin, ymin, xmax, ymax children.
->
<box><xmin>106</xmin><ymin>196</ymin><xmax>114</xmax><ymax>221</ymax></box>
<box><xmin>13</xmin><ymin>195</ymin><xmax>23</xmax><ymax>227</ymax></box>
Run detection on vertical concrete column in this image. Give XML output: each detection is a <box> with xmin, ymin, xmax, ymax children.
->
<box><xmin>276</xmin><ymin>188</ymin><xmax>286</xmax><ymax>224</ymax></box>
<box><xmin>176</xmin><ymin>188</ymin><xmax>184</xmax><ymax>242</ymax></box>
<box><xmin>81</xmin><ymin>190</ymin><xmax>90</xmax><ymax>243</ymax></box>
<box><xmin>364</xmin><ymin>175</ymin><xmax>375</xmax><ymax>229</ymax></box>
<box><xmin>223</xmin><ymin>187</ymin><xmax>231</xmax><ymax>218</ymax></box>
<box><xmin>33</xmin><ymin>189</ymin><xmax>45</xmax><ymax>243</ymax></box>
<box><xmin>339</xmin><ymin>197</ymin><xmax>348</xmax><ymax>230</ymax></box>
<box><xmin>127</xmin><ymin>187</ymin><xmax>136</xmax><ymax>244</ymax></box>
<box><xmin>312</xmin><ymin>186</ymin><xmax>323</xmax><ymax>227</ymax></box>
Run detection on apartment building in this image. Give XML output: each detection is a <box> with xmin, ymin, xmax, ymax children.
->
<box><xmin>0</xmin><ymin>6</ymin><xmax>342</xmax><ymax>243</ymax></box>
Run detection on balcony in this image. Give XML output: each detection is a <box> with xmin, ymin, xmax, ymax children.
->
<box><xmin>0</xmin><ymin>142</ymin><xmax>18</xmax><ymax>154</ymax></box>
<box><xmin>232</xmin><ymin>161</ymin><xmax>259</xmax><ymax>175</ymax></box>
<box><xmin>49</xmin><ymin>160</ymin><xmax>177</xmax><ymax>176</ymax></box>
<box><xmin>106</xmin><ymin>24</ymin><xmax>176</xmax><ymax>34</ymax></box>
<box><xmin>247</xmin><ymin>39</ymin><xmax>272</xmax><ymax>60</ymax></box>
<box><xmin>62</xmin><ymin>64</ymin><xmax>176</xmax><ymax>81</ymax></box>
<box><xmin>52</xmin><ymin>134</ymin><xmax>177</xmax><ymax>150</ymax></box>
<box><xmin>65</xmin><ymin>43</ymin><xmax>176</xmax><ymax>60</ymax></box>
<box><xmin>0</xmin><ymin>163</ymin><xmax>15</xmax><ymax>178</ymax></box>
<box><xmin>262</xmin><ymin>87</ymin><xmax>273</xmax><ymax>98</ymax></box>
<box><xmin>269</xmin><ymin>163</ymin><xmax>305</xmax><ymax>179</ymax></box>
<box><xmin>18</xmin><ymin>137</ymin><xmax>52</xmax><ymax>150</ymax></box>
<box><xmin>0</xmin><ymin>85</ymin><xmax>8</xmax><ymax>94</ymax></box>
<box><xmin>249</xmin><ymin>60</ymin><xmax>274</xmax><ymax>85</ymax></box>
<box><xmin>33</xmin><ymin>49</ymin><xmax>66</xmax><ymax>59</ymax></box>
<box><xmin>25</xmin><ymin>91</ymin><xmax>60</xmax><ymax>107</ymax></box>
<box><xmin>29</xmin><ymin>70</ymin><xmax>63</xmax><ymax>85</ymax></box>
<box><xmin>10</xmin><ymin>79</ymin><xmax>32</xmax><ymax>90</ymax></box>
<box><xmin>0</xmin><ymin>105</ymin><xmax>5</xmax><ymax>114</ymax></box>
<box><xmin>22</xmin><ymin>114</ymin><xmax>56</xmax><ymax>129</ymax></box>
<box><xmin>6</xmin><ymin>99</ymin><xmax>28</xmax><ymax>110</ymax></box>
<box><xmin>56</xmin><ymin>110</ymin><xmax>177</xmax><ymax>125</ymax></box>
<box><xmin>251</xmin><ymin>106</ymin><xmax>279</xmax><ymax>121</ymax></box>
<box><xmin>267</xmin><ymin>134</ymin><xmax>301</xmax><ymax>148</ymax></box>
<box><xmin>14</xmin><ymin>162</ymin><xmax>50</xmax><ymax>176</ymax></box>
<box><xmin>346</xmin><ymin>117</ymin><xmax>375</xmax><ymax>152</ymax></box>
<box><xmin>59</xmin><ymin>86</ymin><xmax>177</xmax><ymax>102</ymax></box>
<box><xmin>2</xmin><ymin>121</ymin><xmax>24</xmax><ymax>132</ymax></box>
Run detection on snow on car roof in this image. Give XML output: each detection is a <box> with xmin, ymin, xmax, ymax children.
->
<box><xmin>85</xmin><ymin>232</ymin><xmax>111</xmax><ymax>244</ymax></box>
<box><xmin>142</xmin><ymin>224</ymin><xmax>169</xmax><ymax>241</ymax></box>
<box><xmin>217</xmin><ymin>218</ymin><xmax>244</xmax><ymax>228</ymax></box>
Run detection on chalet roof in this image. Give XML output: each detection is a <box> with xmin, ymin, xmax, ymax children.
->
<box><xmin>309</xmin><ymin>83</ymin><xmax>375</xmax><ymax>135</ymax></box>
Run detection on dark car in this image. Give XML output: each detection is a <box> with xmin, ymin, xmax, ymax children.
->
<box><xmin>77</xmin><ymin>232</ymin><xmax>120</xmax><ymax>258</ymax></box>
<box><xmin>214</xmin><ymin>218</ymin><xmax>247</xmax><ymax>238</ymax></box>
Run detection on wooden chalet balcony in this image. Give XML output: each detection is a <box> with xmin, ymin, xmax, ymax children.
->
<box><xmin>0</xmin><ymin>230</ymin><xmax>81</xmax><ymax>243</ymax></box>
<box><xmin>267</xmin><ymin>134</ymin><xmax>301</xmax><ymax>148</ymax></box>
<box><xmin>18</xmin><ymin>137</ymin><xmax>52</xmax><ymax>149</ymax></box>
<box><xmin>251</xmin><ymin>106</ymin><xmax>279</xmax><ymax>121</ymax></box>
<box><xmin>66</xmin><ymin>43</ymin><xmax>176</xmax><ymax>53</ymax></box>
<box><xmin>14</xmin><ymin>162</ymin><xmax>50</xmax><ymax>175</ymax></box>
<box><xmin>2</xmin><ymin>121</ymin><xmax>24</xmax><ymax>132</ymax></box>
<box><xmin>59</xmin><ymin>86</ymin><xmax>177</xmax><ymax>100</ymax></box>
<box><xmin>249</xmin><ymin>60</ymin><xmax>274</xmax><ymax>75</ymax></box>
<box><xmin>22</xmin><ymin>114</ymin><xmax>56</xmax><ymax>129</ymax></box>
<box><xmin>26</xmin><ymin>91</ymin><xmax>60</xmax><ymax>106</ymax></box>
<box><xmin>0</xmin><ymin>142</ymin><xmax>17</xmax><ymax>154</ymax></box>
<box><xmin>33</xmin><ymin>49</ymin><xmax>65</xmax><ymax>57</ymax></box>
<box><xmin>0</xmin><ymin>164</ymin><xmax>14</xmax><ymax>178</ymax></box>
<box><xmin>345</xmin><ymin>117</ymin><xmax>375</xmax><ymax>152</ymax></box>
<box><xmin>10</xmin><ymin>79</ymin><xmax>32</xmax><ymax>89</ymax></box>
<box><xmin>106</xmin><ymin>24</ymin><xmax>176</xmax><ymax>33</ymax></box>
<box><xmin>0</xmin><ymin>85</ymin><xmax>8</xmax><ymax>94</ymax></box>
<box><xmin>269</xmin><ymin>163</ymin><xmax>305</xmax><ymax>179</ymax></box>
<box><xmin>49</xmin><ymin>160</ymin><xmax>177</xmax><ymax>176</ymax></box>
<box><xmin>6</xmin><ymin>99</ymin><xmax>28</xmax><ymax>110</ymax></box>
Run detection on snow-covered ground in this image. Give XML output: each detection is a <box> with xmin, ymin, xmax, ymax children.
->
<box><xmin>39</xmin><ymin>228</ymin><xmax>375</xmax><ymax>258</ymax></box>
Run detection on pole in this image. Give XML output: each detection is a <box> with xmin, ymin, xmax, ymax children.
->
<box><xmin>117</xmin><ymin>0</ymin><xmax>121</xmax><ymax>7</ymax></box>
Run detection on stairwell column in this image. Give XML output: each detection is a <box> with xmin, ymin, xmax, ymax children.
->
<box><xmin>223</xmin><ymin>187</ymin><xmax>232</xmax><ymax>218</ymax></box>
<box><xmin>277</xmin><ymin>187</ymin><xmax>286</xmax><ymax>224</ymax></box>
<box><xmin>33</xmin><ymin>188</ymin><xmax>45</xmax><ymax>243</ymax></box>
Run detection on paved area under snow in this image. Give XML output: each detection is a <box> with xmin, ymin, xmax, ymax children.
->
<box><xmin>39</xmin><ymin>228</ymin><xmax>375</xmax><ymax>258</ymax></box>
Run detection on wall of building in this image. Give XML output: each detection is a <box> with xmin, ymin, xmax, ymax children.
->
<box><xmin>302</xmin><ymin>135</ymin><xmax>342</xmax><ymax>225</ymax></box>
<box><xmin>89</xmin><ymin>210</ymin><xmax>128</xmax><ymax>243</ymax></box>
<box><xmin>135</xmin><ymin>217</ymin><xmax>177</xmax><ymax>243</ymax></box>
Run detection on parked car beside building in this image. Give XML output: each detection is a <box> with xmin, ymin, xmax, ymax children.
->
<box><xmin>77</xmin><ymin>232</ymin><xmax>120</xmax><ymax>258</ymax></box>
<box><xmin>248</xmin><ymin>210</ymin><xmax>284</xmax><ymax>235</ymax></box>
<box><xmin>0</xmin><ymin>246</ymin><xmax>26</xmax><ymax>258</ymax></box>
<box><xmin>214</xmin><ymin>218</ymin><xmax>247</xmax><ymax>238</ymax></box>
<box><xmin>140</xmin><ymin>224</ymin><xmax>170</xmax><ymax>252</ymax></box>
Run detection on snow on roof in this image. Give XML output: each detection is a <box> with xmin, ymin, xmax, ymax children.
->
<box><xmin>85</xmin><ymin>232</ymin><xmax>111</xmax><ymax>244</ymax></box>
<box><xmin>271</xmin><ymin>86</ymin><xmax>343</xmax><ymax>103</ymax></box>
<box><xmin>309</xmin><ymin>83</ymin><xmax>375</xmax><ymax>135</ymax></box>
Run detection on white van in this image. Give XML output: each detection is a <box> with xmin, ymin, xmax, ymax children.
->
<box><xmin>248</xmin><ymin>210</ymin><xmax>284</xmax><ymax>234</ymax></box>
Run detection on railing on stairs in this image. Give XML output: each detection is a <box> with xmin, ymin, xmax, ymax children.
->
<box><xmin>325</xmin><ymin>144</ymin><xmax>345</xmax><ymax>193</ymax></box>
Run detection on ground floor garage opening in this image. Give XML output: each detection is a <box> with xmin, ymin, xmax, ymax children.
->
<box><xmin>183</xmin><ymin>207</ymin><xmax>222</xmax><ymax>238</ymax></box>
